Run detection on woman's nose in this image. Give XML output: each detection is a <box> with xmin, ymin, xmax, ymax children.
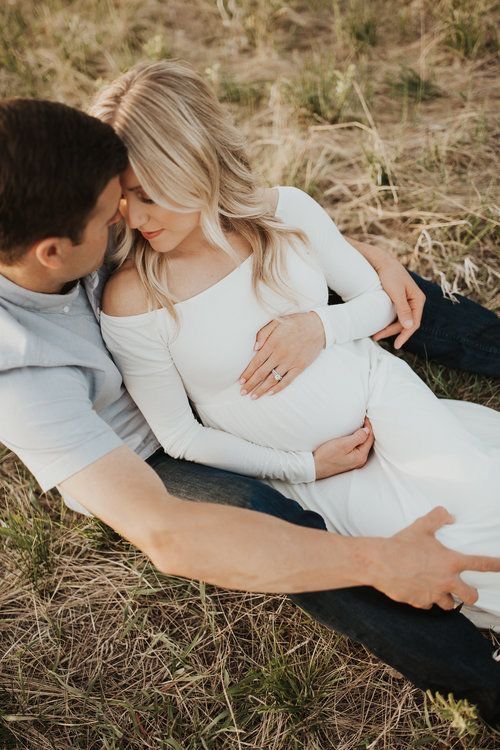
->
<box><xmin>120</xmin><ymin>197</ymin><xmax>148</xmax><ymax>230</ymax></box>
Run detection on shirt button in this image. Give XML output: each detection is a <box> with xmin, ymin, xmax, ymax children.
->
<box><xmin>63</xmin><ymin>305</ymin><xmax>70</xmax><ymax>313</ymax></box>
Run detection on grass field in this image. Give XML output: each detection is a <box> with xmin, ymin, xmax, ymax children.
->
<box><xmin>1</xmin><ymin>0</ymin><xmax>499</xmax><ymax>748</ymax></box>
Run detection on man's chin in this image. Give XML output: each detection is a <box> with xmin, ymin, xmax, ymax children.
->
<box><xmin>85</xmin><ymin>258</ymin><xmax>106</xmax><ymax>276</ymax></box>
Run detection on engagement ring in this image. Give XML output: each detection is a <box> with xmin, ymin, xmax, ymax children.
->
<box><xmin>272</xmin><ymin>368</ymin><xmax>283</xmax><ymax>382</ymax></box>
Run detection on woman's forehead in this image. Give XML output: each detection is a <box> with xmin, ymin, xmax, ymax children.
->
<box><xmin>120</xmin><ymin>164</ymin><xmax>141</xmax><ymax>190</ymax></box>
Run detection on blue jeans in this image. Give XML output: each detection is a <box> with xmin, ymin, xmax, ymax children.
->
<box><xmin>147</xmin><ymin>274</ymin><xmax>500</xmax><ymax>725</ymax></box>
<box><xmin>406</xmin><ymin>273</ymin><xmax>499</xmax><ymax>378</ymax></box>
<box><xmin>328</xmin><ymin>272</ymin><xmax>500</xmax><ymax>379</ymax></box>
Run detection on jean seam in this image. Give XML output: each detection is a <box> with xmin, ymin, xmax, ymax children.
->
<box><xmin>415</xmin><ymin>326</ymin><xmax>500</xmax><ymax>356</ymax></box>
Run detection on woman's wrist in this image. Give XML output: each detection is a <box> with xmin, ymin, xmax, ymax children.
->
<box><xmin>310</xmin><ymin>306</ymin><xmax>332</xmax><ymax>348</ymax></box>
<box><xmin>301</xmin><ymin>451</ymin><xmax>317</xmax><ymax>483</ymax></box>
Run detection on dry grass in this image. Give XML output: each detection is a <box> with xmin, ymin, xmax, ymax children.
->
<box><xmin>1</xmin><ymin>0</ymin><xmax>499</xmax><ymax>747</ymax></box>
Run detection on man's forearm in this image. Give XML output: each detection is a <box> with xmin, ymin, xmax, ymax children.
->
<box><xmin>149</xmin><ymin>497</ymin><xmax>374</xmax><ymax>593</ymax></box>
<box><xmin>147</xmin><ymin>485</ymin><xmax>500</xmax><ymax>611</ymax></box>
<box><xmin>63</xmin><ymin>447</ymin><xmax>500</xmax><ymax>609</ymax></box>
<box><xmin>61</xmin><ymin>446</ymin><xmax>374</xmax><ymax>594</ymax></box>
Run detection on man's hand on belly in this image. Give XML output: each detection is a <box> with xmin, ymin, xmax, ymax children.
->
<box><xmin>238</xmin><ymin>311</ymin><xmax>325</xmax><ymax>399</ymax></box>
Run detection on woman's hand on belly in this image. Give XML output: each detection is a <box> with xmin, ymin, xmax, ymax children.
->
<box><xmin>239</xmin><ymin>311</ymin><xmax>325</xmax><ymax>398</ymax></box>
<box><xmin>313</xmin><ymin>417</ymin><xmax>374</xmax><ymax>479</ymax></box>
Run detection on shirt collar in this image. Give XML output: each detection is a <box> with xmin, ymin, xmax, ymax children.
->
<box><xmin>0</xmin><ymin>272</ymin><xmax>82</xmax><ymax>313</ymax></box>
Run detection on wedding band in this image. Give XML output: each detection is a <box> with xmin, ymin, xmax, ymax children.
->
<box><xmin>272</xmin><ymin>368</ymin><xmax>283</xmax><ymax>382</ymax></box>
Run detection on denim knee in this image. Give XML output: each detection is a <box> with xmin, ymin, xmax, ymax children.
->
<box><xmin>147</xmin><ymin>450</ymin><xmax>327</xmax><ymax>531</ymax></box>
<box><xmin>407</xmin><ymin>272</ymin><xmax>500</xmax><ymax>377</ymax></box>
<box><xmin>245</xmin><ymin>483</ymin><xmax>328</xmax><ymax>531</ymax></box>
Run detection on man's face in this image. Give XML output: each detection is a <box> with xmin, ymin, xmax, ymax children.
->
<box><xmin>63</xmin><ymin>176</ymin><xmax>122</xmax><ymax>279</ymax></box>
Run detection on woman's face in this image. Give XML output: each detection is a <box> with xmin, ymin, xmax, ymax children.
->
<box><xmin>119</xmin><ymin>165</ymin><xmax>201</xmax><ymax>253</ymax></box>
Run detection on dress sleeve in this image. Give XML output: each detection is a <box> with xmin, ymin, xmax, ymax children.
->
<box><xmin>281</xmin><ymin>187</ymin><xmax>396</xmax><ymax>346</ymax></box>
<box><xmin>100</xmin><ymin>312</ymin><xmax>316</xmax><ymax>484</ymax></box>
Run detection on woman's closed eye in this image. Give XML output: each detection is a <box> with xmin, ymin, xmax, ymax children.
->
<box><xmin>138</xmin><ymin>193</ymin><xmax>155</xmax><ymax>204</ymax></box>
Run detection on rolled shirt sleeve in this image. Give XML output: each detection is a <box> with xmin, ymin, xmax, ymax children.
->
<box><xmin>0</xmin><ymin>365</ymin><xmax>123</xmax><ymax>492</ymax></box>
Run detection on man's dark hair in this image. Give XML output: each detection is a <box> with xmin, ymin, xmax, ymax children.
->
<box><xmin>0</xmin><ymin>98</ymin><xmax>128</xmax><ymax>264</ymax></box>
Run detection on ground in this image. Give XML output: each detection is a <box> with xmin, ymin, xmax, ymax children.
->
<box><xmin>0</xmin><ymin>1</ymin><xmax>499</xmax><ymax>748</ymax></box>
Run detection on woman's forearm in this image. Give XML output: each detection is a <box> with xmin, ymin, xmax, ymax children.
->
<box><xmin>101</xmin><ymin>311</ymin><xmax>317</xmax><ymax>484</ymax></box>
<box><xmin>313</xmin><ymin>287</ymin><xmax>395</xmax><ymax>346</ymax></box>
<box><xmin>162</xmin><ymin>421</ymin><xmax>316</xmax><ymax>484</ymax></box>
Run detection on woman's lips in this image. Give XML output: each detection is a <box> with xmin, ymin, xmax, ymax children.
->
<box><xmin>140</xmin><ymin>228</ymin><xmax>164</xmax><ymax>240</ymax></box>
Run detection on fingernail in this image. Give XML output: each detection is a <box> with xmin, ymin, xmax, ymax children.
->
<box><xmin>362</xmin><ymin>427</ymin><xmax>370</xmax><ymax>434</ymax></box>
<box><xmin>239</xmin><ymin>378</ymin><xmax>246</xmax><ymax>384</ymax></box>
<box><xmin>251</xmin><ymin>394</ymin><xmax>258</xmax><ymax>400</ymax></box>
<box><xmin>254</xmin><ymin>342</ymin><xmax>261</xmax><ymax>350</ymax></box>
<box><xmin>403</xmin><ymin>319</ymin><xmax>413</xmax><ymax>329</ymax></box>
<box><xmin>268</xmin><ymin>390</ymin><xmax>274</xmax><ymax>396</ymax></box>
<box><xmin>240</xmin><ymin>389</ymin><xmax>247</xmax><ymax>395</ymax></box>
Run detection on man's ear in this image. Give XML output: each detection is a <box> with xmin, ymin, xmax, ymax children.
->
<box><xmin>32</xmin><ymin>236</ymin><xmax>71</xmax><ymax>270</ymax></box>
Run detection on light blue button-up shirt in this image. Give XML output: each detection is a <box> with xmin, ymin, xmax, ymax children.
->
<box><xmin>0</xmin><ymin>267</ymin><xmax>159</xmax><ymax>513</ymax></box>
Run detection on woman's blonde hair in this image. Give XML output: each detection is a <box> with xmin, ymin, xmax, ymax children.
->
<box><xmin>89</xmin><ymin>60</ymin><xmax>306</xmax><ymax>317</ymax></box>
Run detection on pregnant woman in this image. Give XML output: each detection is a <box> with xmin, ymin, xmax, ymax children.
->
<box><xmin>92</xmin><ymin>61</ymin><xmax>500</xmax><ymax>621</ymax></box>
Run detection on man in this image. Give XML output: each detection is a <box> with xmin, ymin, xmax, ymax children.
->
<box><xmin>1</xmin><ymin>98</ymin><xmax>500</xmax><ymax>726</ymax></box>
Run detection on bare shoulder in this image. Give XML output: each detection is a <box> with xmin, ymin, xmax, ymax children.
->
<box><xmin>102</xmin><ymin>262</ymin><xmax>150</xmax><ymax>317</ymax></box>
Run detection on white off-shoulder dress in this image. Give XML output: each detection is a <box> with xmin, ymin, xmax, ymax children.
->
<box><xmin>101</xmin><ymin>187</ymin><xmax>500</xmax><ymax>619</ymax></box>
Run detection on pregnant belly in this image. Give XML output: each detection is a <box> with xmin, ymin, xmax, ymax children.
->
<box><xmin>195</xmin><ymin>342</ymin><xmax>370</xmax><ymax>451</ymax></box>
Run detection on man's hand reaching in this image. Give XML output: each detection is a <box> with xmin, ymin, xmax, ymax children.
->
<box><xmin>371</xmin><ymin>259</ymin><xmax>426</xmax><ymax>349</ymax></box>
<box><xmin>369</xmin><ymin>506</ymin><xmax>500</xmax><ymax>610</ymax></box>
<box><xmin>343</xmin><ymin>236</ymin><xmax>426</xmax><ymax>350</ymax></box>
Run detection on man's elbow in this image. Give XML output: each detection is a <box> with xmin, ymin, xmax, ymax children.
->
<box><xmin>143</xmin><ymin>519</ymin><xmax>194</xmax><ymax>580</ymax></box>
